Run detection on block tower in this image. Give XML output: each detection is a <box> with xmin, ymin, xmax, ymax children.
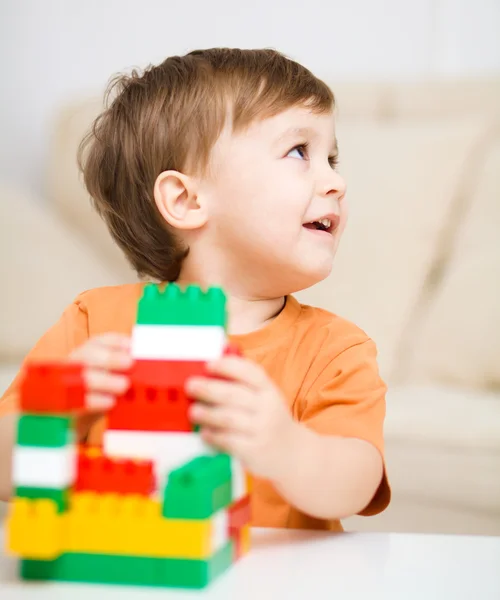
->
<box><xmin>6</xmin><ymin>282</ymin><xmax>252</xmax><ymax>589</ymax></box>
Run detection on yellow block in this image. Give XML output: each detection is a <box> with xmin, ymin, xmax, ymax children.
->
<box><xmin>246</xmin><ymin>473</ymin><xmax>253</xmax><ymax>493</ymax></box>
<box><xmin>241</xmin><ymin>524</ymin><xmax>251</xmax><ymax>555</ymax></box>
<box><xmin>66</xmin><ymin>492</ymin><xmax>216</xmax><ymax>558</ymax></box>
<box><xmin>6</xmin><ymin>498</ymin><xmax>63</xmax><ymax>560</ymax></box>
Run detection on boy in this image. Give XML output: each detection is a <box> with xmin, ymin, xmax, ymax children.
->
<box><xmin>0</xmin><ymin>48</ymin><xmax>390</xmax><ymax>530</ymax></box>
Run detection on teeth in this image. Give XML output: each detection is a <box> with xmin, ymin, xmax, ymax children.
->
<box><xmin>319</xmin><ymin>218</ymin><xmax>331</xmax><ymax>228</ymax></box>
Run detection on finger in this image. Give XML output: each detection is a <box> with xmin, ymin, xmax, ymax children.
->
<box><xmin>72</xmin><ymin>346</ymin><xmax>133</xmax><ymax>371</ymax></box>
<box><xmin>94</xmin><ymin>334</ymin><xmax>131</xmax><ymax>349</ymax></box>
<box><xmin>185</xmin><ymin>377</ymin><xmax>253</xmax><ymax>409</ymax></box>
<box><xmin>190</xmin><ymin>403</ymin><xmax>251</xmax><ymax>433</ymax></box>
<box><xmin>85</xmin><ymin>392</ymin><xmax>116</xmax><ymax>412</ymax></box>
<box><xmin>205</xmin><ymin>356</ymin><xmax>268</xmax><ymax>389</ymax></box>
<box><xmin>200</xmin><ymin>427</ymin><xmax>244</xmax><ymax>455</ymax></box>
<box><xmin>84</xmin><ymin>368</ymin><xmax>130</xmax><ymax>395</ymax></box>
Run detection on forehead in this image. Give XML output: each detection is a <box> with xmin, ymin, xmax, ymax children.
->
<box><xmin>249</xmin><ymin>106</ymin><xmax>335</xmax><ymax>139</ymax></box>
<box><xmin>210</xmin><ymin>106</ymin><xmax>336</xmax><ymax>167</ymax></box>
<box><xmin>231</xmin><ymin>106</ymin><xmax>337</xmax><ymax>152</ymax></box>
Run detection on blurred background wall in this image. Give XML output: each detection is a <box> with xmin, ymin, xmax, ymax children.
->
<box><xmin>1</xmin><ymin>0</ymin><xmax>499</xmax><ymax>195</ymax></box>
<box><xmin>1</xmin><ymin>0</ymin><xmax>499</xmax><ymax>532</ymax></box>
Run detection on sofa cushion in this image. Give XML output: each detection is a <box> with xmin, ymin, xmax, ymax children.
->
<box><xmin>384</xmin><ymin>384</ymin><xmax>500</xmax><ymax>514</ymax></box>
<box><xmin>389</xmin><ymin>79</ymin><xmax>500</xmax><ymax>119</ymax></box>
<box><xmin>0</xmin><ymin>183</ymin><xmax>125</xmax><ymax>360</ymax></box>
<box><xmin>47</xmin><ymin>99</ymin><xmax>135</xmax><ymax>278</ymax></box>
<box><xmin>296</xmin><ymin>117</ymin><xmax>490</xmax><ymax>381</ymax></box>
<box><xmin>404</xmin><ymin>133</ymin><xmax>500</xmax><ymax>389</ymax></box>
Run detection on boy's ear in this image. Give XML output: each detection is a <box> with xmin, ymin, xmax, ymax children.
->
<box><xmin>153</xmin><ymin>170</ymin><xmax>208</xmax><ymax>230</ymax></box>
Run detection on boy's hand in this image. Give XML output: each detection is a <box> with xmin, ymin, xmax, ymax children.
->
<box><xmin>186</xmin><ymin>356</ymin><xmax>296</xmax><ymax>480</ymax></box>
<box><xmin>69</xmin><ymin>334</ymin><xmax>132</xmax><ymax>411</ymax></box>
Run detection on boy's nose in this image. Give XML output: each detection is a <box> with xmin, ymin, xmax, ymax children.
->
<box><xmin>319</xmin><ymin>170</ymin><xmax>347</xmax><ymax>202</ymax></box>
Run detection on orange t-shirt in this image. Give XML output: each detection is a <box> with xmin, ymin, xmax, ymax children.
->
<box><xmin>0</xmin><ymin>283</ymin><xmax>390</xmax><ymax>530</ymax></box>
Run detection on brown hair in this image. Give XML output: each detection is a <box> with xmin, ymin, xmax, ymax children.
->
<box><xmin>78</xmin><ymin>48</ymin><xmax>334</xmax><ymax>281</ymax></box>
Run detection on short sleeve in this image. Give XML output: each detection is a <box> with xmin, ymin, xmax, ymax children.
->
<box><xmin>0</xmin><ymin>299</ymin><xmax>90</xmax><ymax>417</ymax></box>
<box><xmin>298</xmin><ymin>338</ymin><xmax>391</xmax><ymax>517</ymax></box>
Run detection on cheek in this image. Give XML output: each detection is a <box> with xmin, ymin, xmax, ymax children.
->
<box><xmin>210</xmin><ymin>159</ymin><xmax>309</xmax><ymax>238</ymax></box>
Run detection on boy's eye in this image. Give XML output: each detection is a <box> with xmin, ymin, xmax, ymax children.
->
<box><xmin>287</xmin><ymin>143</ymin><xmax>339</xmax><ymax>169</ymax></box>
<box><xmin>329</xmin><ymin>155</ymin><xmax>339</xmax><ymax>169</ymax></box>
<box><xmin>287</xmin><ymin>144</ymin><xmax>308</xmax><ymax>160</ymax></box>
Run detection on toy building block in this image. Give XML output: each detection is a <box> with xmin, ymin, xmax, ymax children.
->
<box><xmin>228</xmin><ymin>495</ymin><xmax>251</xmax><ymax>560</ymax></box>
<box><xmin>14</xmin><ymin>415</ymin><xmax>75</xmax><ymax>511</ymax></box>
<box><xmin>155</xmin><ymin>541</ymin><xmax>233</xmax><ymax>588</ymax></box>
<box><xmin>8</xmin><ymin>280</ymin><xmax>251</xmax><ymax>590</ymax></box>
<box><xmin>15</xmin><ymin>487</ymin><xmax>69</xmax><ymax>513</ymax></box>
<box><xmin>231</xmin><ymin>458</ymin><xmax>249</xmax><ymax>500</ymax></box>
<box><xmin>65</xmin><ymin>492</ymin><xmax>229</xmax><ymax>559</ymax></box>
<box><xmin>21</xmin><ymin>542</ymin><xmax>234</xmax><ymax>588</ymax></box>
<box><xmin>162</xmin><ymin>454</ymin><xmax>232</xmax><ymax>519</ymax></box>
<box><xmin>103</xmin><ymin>430</ymin><xmax>214</xmax><ymax>491</ymax></box>
<box><xmin>228</xmin><ymin>495</ymin><xmax>251</xmax><ymax>531</ymax></box>
<box><xmin>7</xmin><ymin>498</ymin><xmax>64</xmax><ymax>560</ymax></box>
<box><xmin>222</xmin><ymin>343</ymin><xmax>243</xmax><ymax>358</ymax></box>
<box><xmin>19</xmin><ymin>362</ymin><xmax>85</xmax><ymax>413</ymax></box>
<box><xmin>137</xmin><ymin>282</ymin><xmax>227</xmax><ymax>327</ymax></box>
<box><xmin>228</xmin><ymin>495</ymin><xmax>252</xmax><ymax>561</ymax></box>
<box><xmin>75</xmin><ymin>447</ymin><xmax>155</xmax><ymax>496</ymax></box>
<box><xmin>13</xmin><ymin>445</ymin><xmax>76</xmax><ymax>489</ymax></box>
<box><xmin>132</xmin><ymin>324</ymin><xmax>226</xmax><ymax>361</ymax></box>
<box><xmin>132</xmin><ymin>358</ymin><xmax>206</xmax><ymax>389</ymax></box>
<box><xmin>106</xmin><ymin>365</ymin><xmax>196</xmax><ymax>432</ymax></box>
<box><xmin>232</xmin><ymin>524</ymin><xmax>251</xmax><ymax>561</ymax></box>
<box><xmin>16</xmin><ymin>415</ymin><xmax>74</xmax><ymax>448</ymax></box>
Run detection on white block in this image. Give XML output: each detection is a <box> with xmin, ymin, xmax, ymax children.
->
<box><xmin>212</xmin><ymin>510</ymin><xmax>229</xmax><ymax>551</ymax></box>
<box><xmin>13</xmin><ymin>445</ymin><xmax>76</xmax><ymax>488</ymax></box>
<box><xmin>231</xmin><ymin>458</ymin><xmax>247</xmax><ymax>500</ymax></box>
<box><xmin>132</xmin><ymin>325</ymin><xmax>226</xmax><ymax>361</ymax></box>
<box><xmin>104</xmin><ymin>430</ymin><xmax>214</xmax><ymax>492</ymax></box>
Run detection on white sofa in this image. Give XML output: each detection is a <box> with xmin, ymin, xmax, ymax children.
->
<box><xmin>1</xmin><ymin>79</ymin><xmax>499</xmax><ymax>535</ymax></box>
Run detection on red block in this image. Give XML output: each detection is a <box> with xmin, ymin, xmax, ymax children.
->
<box><xmin>223</xmin><ymin>343</ymin><xmax>242</xmax><ymax>358</ymax></box>
<box><xmin>231</xmin><ymin>527</ymin><xmax>243</xmax><ymax>561</ymax></box>
<box><xmin>228</xmin><ymin>495</ymin><xmax>251</xmax><ymax>530</ymax></box>
<box><xmin>106</xmin><ymin>360</ymin><xmax>202</xmax><ymax>432</ymax></box>
<box><xmin>20</xmin><ymin>362</ymin><xmax>85</xmax><ymax>413</ymax></box>
<box><xmin>75</xmin><ymin>448</ymin><xmax>155</xmax><ymax>495</ymax></box>
<box><xmin>132</xmin><ymin>359</ymin><xmax>206</xmax><ymax>388</ymax></box>
<box><xmin>229</xmin><ymin>523</ymin><xmax>250</xmax><ymax>561</ymax></box>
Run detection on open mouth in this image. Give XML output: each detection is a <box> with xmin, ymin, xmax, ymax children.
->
<box><xmin>302</xmin><ymin>216</ymin><xmax>339</xmax><ymax>235</ymax></box>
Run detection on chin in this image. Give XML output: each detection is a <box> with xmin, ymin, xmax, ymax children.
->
<box><xmin>287</xmin><ymin>261</ymin><xmax>333</xmax><ymax>295</ymax></box>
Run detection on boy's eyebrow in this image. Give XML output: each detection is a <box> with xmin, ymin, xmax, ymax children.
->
<box><xmin>276</xmin><ymin>126</ymin><xmax>339</xmax><ymax>154</ymax></box>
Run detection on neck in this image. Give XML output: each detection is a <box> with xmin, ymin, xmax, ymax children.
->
<box><xmin>225</xmin><ymin>294</ymin><xmax>286</xmax><ymax>335</ymax></box>
<box><xmin>175</xmin><ymin>272</ymin><xmax>285</xmax><ymax>336</ymax></box>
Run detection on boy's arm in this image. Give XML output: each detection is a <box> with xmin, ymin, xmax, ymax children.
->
<box><xmin>274</xmin><ymin>424</ymin><xmax>385</xmax><ymax>520</ymax></box>
<box><xmin>0</xmin><ymin>301</ymin><xmax>90</xmax><ymax>502</ymax></box>
<box><xmin>276</xmin><ymin>338</ymin><xmax>390</xmax><ymax>520</ymax></box>
<box><xmin>188</xmin><ymin>337</ymin><xmax>390</xmax><ymax>522</ymax></box>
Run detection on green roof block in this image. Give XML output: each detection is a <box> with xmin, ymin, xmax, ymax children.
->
<box><xmin>163</xmin><ymin>454</ymin><xmax>232</xmax><ymax>519</ymax></box>
<box><xmin>16</xmin><ymin>415</ymin><xmax>74</xmax><ymax>448</ymax></box>
<box><xmin>21</xmin><ymin>543</ymin><xmax>234</xmax><ymax>589</ymax></box>
<box><xmin>15</xmin><ymin>487</ymin><xmax>69</xmax><ymax>513</ymax></box>
<box><xmin>137</xmin><ymin>283</ymin><xmax>227</xmax><ymax>326</ymax></box>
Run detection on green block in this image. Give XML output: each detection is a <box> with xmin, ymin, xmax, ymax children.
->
<box><xmin>137</xmin><ymin>282</ymin><xmax>227</xmax><ymax>326</ymax></box>
<box><xmin>17</xmin><ymin>415</ymin><xmax>74</xmax><ymax>448</ymax></box>
<box><xmin>163</xmin><ymin>454</ymin><xmax>232</xmax><ymax>519</ymax></box>
<box><xmin>156</xmin><ymin>541</ymin><xmax>233</xmax><ymax>588</ymax></box>
<box><xmin>15</xmin><ymin>487</ymin><xmax>69</xmax><ymax>513</ymax></box>
<box><xmin>21</xmin><ymin>543</ymin><xmax>234</xmax><ymax>589</ymax></box>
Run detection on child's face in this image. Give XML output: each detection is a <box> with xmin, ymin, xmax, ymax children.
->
<box><xmin>201</xmin><ymin>105</ymin><xmax>347</xmax><ymax>297</ymax></box>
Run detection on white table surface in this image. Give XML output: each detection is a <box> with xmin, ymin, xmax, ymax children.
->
<box><xmin>1</xmin><ymin>526</ymin><xmax>499</xmax><ymax>600</ymax></box>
